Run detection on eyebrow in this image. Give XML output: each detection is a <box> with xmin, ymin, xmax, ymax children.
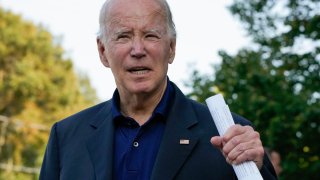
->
<box><xmin>145</xmin><ymin>29</ymin><xmax>162</xmax><ymax>34</ymax></box>
<box><xmin>113</xmin><ymin>28</ymin><xmax>164</xmax><ymax>35</ymax></box>
<box><xmin>113</xmin><ymin>28</ymin><xmax>132</xmax><ymax>35</ymax></box>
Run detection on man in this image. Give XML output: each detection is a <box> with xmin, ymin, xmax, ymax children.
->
<box><xmin>40</xmin><ymin>0</ymin><xmax>277</xmax><ymax>179</ymax></box>
<box><xmin>265</xmin><ymin>148</ymin><xmax>282</xmax><ymax>176</ymax></box>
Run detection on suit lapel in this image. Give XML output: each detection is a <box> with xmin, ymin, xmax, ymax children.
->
<box><xmin>85</xmin><ymin>84</ymin><xmax>200</xmax><ymax>180</ymax></box>
<box><xmin>151</xmin><ymin>85</ymin><xmax>199</xmax><ymax>180</ymax></box>
<box><xmin>86</xmin><ymin>101</ymin><xmax>114</xmax><ymax>180</ymax></box>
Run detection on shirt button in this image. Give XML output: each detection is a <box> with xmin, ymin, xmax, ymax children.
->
<box><xmin>133</xmin><ymin>141</ymin><xmax>139</xmax><ymax>147</ymax></box>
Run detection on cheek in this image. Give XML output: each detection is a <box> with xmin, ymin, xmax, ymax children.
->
<box><xmin>149</xmin><ymin>44</ymin><xmax>171</xmax><ymax>61</ymax></box>
<box><xmin>106</xmin><ymin>46</ymin><xmax>127</xmax><ymax>67</ymax></box>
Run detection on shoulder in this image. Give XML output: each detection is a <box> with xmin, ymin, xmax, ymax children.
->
<box><xmin>171</xmin><ymin>82</ymin><xmax>252</xmax><ymax>126</ymax></box>
<box><xmin>51</xmin><ymin>100</ymin><xmax>112</xmax><ymax>135</ymax></box>
<box><xmin>59</xmin><ymin>100</ymin><xmax>111</xmax><ymax>125</ymax></box>
<box><xmin>181</xmin><ymin>95</ymin><xmax>252</xmax><ymax>126</ymax></box>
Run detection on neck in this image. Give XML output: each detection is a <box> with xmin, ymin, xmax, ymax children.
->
<box><xmin>119</xmin><ymin>80</ymin><xmax>167</xmax><ymax>125</ymax></box>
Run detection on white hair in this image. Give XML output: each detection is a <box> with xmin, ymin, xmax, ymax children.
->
<box><xmin>97</xmin><ymin>0</ymin><xmax>176</xmax><ymax>42</ymax></box>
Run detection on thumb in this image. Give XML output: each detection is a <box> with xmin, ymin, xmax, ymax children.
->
<box><xmin>210</xmin><ymin>136</ymin><xmax>223</xmax><ymax>150</ymax></box>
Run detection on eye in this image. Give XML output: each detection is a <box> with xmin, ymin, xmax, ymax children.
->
<box><xmin>145</xmin><ymin>33</ymin><xmax>160</xmax><ymax>40</ymax></box>
<box><xmin>117</xmin><ymin>34</ymin><xmax>130</xmax><ymax>40</ymax></box>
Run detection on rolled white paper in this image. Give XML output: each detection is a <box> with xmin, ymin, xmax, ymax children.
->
<box><xmin>206</xmin><ymin>94</ymin><xmax>263</xmax><ymax>180</ymax></box>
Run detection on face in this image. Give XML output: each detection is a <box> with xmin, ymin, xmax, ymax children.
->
<box><xmin>271</xmin><ymin>151</ymin><xmax>282</xmax><ymax>176</ymax></box>
<box><xmin>97</xmin><ymin>0</ymin><xmax>176</xmax><ymax>96</ymax></box>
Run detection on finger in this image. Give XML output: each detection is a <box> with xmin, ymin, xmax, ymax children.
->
<box><xmin>232</xmin><ymin>146</ymin><xmax>264</xmax><ymax>168</ymax></box>
<box><xmin>210</xmin><ymin>136</ymin><xmax>223</xmax><ymax>150</ymax></box>
<box><xmin>223</xmin><ymin>125</ymin><xmax>253</xmax><ymax>143</ymax></box>
<box><xmin>227</xmin><ymin>139</ymin><xmax>262</xmax><ymax>162</ymax></box>
<box><xmin>222</xmin><ymin>126</ymin><xmax>257</xmax><ymax>155</ymax></box>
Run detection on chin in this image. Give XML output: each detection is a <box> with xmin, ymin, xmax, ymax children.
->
<box><xmin>124</xmin><ymin>78</ymin><xmax>165</xmax><ymax>95</ymax></box>
<box><xmin>130</xmin><ymin>85</ymin><xmax>153</xmax><ymax>94</ymax></box>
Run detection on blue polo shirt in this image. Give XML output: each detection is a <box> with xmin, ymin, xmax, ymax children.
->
<box><xmin>111</xmin><ymin>80</ymin><xmax>173</xmax><ymax>180</ymax></box>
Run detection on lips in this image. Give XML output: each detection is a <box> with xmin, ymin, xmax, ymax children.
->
<box><xmin>127</xmin><ymin>66</ymin><xmax>151</xmax><ymax>75</ymax></box>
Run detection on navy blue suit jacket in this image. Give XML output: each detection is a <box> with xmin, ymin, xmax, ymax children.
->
<box><xmin>40</xmin><ymin>82</ymin><xmax>277</xmax><ymax>180</ymax></box>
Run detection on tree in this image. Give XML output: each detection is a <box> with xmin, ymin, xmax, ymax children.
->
<box><xmin>0</xmin><ymin>7</ymin><xmax>98</xmax><ymax>179</ymax></box>
<box><xmin>186</xmin><ymin>0</ymin><xmax>320</xmax><ymax>179</ymax></box>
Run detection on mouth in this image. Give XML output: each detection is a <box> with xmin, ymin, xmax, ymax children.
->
<box><xmin>128</xmin><ymin>67</ymin><xmax>151</xmax><ymax>75</ymax></box>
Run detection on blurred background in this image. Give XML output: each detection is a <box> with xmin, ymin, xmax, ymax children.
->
<box><xmin>0</xmin><ymin>0</ymin><xmax>319</xmax><ymax>179</ymax></box>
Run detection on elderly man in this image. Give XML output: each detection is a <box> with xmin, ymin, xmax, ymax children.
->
<box><xmin>40</xmin><ymin>0</ymin><xmax>277</xmax><ymax>179</ymax></box>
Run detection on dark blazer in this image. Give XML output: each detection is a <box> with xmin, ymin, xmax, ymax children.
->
<box><xmin>40</xmin><ymin>82</ymin><xmax>277</xmax><ymax>180</ymax></box>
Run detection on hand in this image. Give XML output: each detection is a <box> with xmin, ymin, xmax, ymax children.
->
<box><xmin>210</xmin><ymin>124</ymin><xmax>264</xmax><ymax>169</ymax></box>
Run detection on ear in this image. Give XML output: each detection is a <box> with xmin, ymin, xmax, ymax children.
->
<box><xmin>97</xmin><ymin>38</ymin><xmax>110</xmax><ymax>68</ymax></box>
<box><xmin>168</xmin><ymin>38</ymin><xmax>176</xmax><ymax>64</ymax></box>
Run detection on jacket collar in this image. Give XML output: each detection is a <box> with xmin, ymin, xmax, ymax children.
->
<box><xmin>151</xmin><ymin>82</ymin><xmax>199</xmax><ymax>180</ymax></box>
<box><xmin>85</xmin><ymin>82</ymin><xmax>200</xmax><ymax>180</ymax></box>
<box><xmin>86</xmin><ymin>101</ymin><xmax>114</xmax><ymax>180</ymax></box>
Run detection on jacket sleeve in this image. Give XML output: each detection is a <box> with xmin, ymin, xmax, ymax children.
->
<box><xmin>39</xmin><ymin>123</ymin><xmax>60</xmax><ymax>180</ymax></box>
<box><xmin>260</xmin><ymin>153</ymin><xmax>278</xmax><ymax>180</ymax></box>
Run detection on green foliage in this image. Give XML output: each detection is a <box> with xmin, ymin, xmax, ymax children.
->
<box><xmin>186</xmin><ymin>0</ymin><xmax>319</xmax><ymax>179</ymax></box>
<box><xmin>0</xmin><ymin>7</ymin><xmax>98</xmax><ymax>179</ymax></box>
<box><xmin>0</xmin><ymin>8</ymin><xmax>98</xmax><ymax>123</ymax></box>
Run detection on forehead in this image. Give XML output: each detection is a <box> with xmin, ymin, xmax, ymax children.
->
<box><xmin>106</xmin><ymin>0</ymin><xmax>167</xmax><ymax>29</ymax></box>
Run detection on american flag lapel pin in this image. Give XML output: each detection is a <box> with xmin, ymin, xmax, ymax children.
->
<box><xmin>179</xmin><ymin>139</ymin><xmax>190</xmax><ymax>145</ymax></box>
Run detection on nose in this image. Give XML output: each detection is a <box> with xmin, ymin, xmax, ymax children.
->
<box><xmin>130</xmin><ymin>37</ymin><xmax>146</xmax><ymax>59</ymax></box>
